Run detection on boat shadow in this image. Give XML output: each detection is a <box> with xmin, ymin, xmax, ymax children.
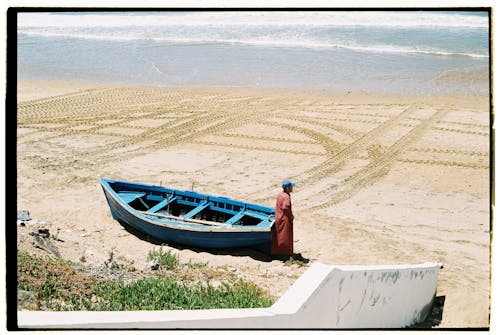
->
<box><xmin>117</xmin><ymin>220</ymin><xmax>284</xmax><ymax>263</ymax></box>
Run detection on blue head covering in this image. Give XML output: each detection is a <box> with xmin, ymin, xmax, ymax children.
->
<box><xmin>282</xmin><ymin>180</ymin><xmax>296</xmax><ymax>189</ymax></box>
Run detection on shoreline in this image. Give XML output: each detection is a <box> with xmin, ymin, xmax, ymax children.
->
<box><xmin>15</xmin><ymin>79</ymin><xmax>491</xmax><ymax>328</ymax></box>
<box><xmin>16</xmin><ymin>79</ymin><xmax>490</xmax><ymax>106</ymax></box>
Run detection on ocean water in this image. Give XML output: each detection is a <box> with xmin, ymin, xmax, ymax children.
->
<box><xmin>17</xmin><ymin>11</ymin><xmax>490</xmax><ymax>95</ymax></box>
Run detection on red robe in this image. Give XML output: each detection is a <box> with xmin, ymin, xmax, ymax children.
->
<box><xmin>271</xmin><ymin>191</ymin><xmax>294</xmax><ymax>256</ymax></box>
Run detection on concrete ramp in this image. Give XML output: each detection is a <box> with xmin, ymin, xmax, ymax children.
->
<box><xmin>18</xmin><ymin>261</ymin><xmax>441</xmax><ymax>329</ymax></box>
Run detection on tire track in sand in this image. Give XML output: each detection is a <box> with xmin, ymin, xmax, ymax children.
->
<box><xmin>249</xmin><ymin>105</ymin><xmax>418</xmax><ymax>203</ymax></box>
<box><xmin>302</xmin><ymin>107</ymin><xmax>449</xmax><ymax>211</ymax></box>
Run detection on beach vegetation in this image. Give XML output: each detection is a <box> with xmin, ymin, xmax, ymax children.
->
<box><xmin>17</xmin><ymin>250</ymin><xmax>273</xmax><ymax>311</ymax></box>
<box><xmin>185</xmin><ymin>259</ymin><xmax>209</xmax><ymax>269</ymax></box>
<box><xmin>147</xmin><ymin>246</ymin><xmax>178</xmax><ymax>270</ymax></box>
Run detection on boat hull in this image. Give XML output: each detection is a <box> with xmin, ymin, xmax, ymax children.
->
<box><xmin>100</xmin><ymin>178</ymin><xmax>273</xmax><ymax>252</ymax></box>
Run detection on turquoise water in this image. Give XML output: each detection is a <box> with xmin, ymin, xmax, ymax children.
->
<box><xmin>17</xmin><ymin>11</ymin><xmax>490</xmax><ymax>95</ymax></box>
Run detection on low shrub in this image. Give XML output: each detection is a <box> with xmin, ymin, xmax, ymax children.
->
<box><xmin>147</xmin><ymin>246</ymin><xmax>178</xmax><ymax>270</ymax></box>
<box><xmin>93</xmin><ymin>276</ymin><xmax>273</xmax><ymax>310</ymax></box>
<box><xmin>17</xmin><ymin>250</ymin><xmax>274</xmax><ymax>311</ymax></box>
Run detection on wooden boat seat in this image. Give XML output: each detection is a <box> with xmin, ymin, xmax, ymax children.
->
<box><xmin>244</xmin><ymin>209</ymin><xmax>271</xmax><ymax>221</ymax></box>
<box><xmin>146</xmin><ymin>194</ymin><xmax>165</xmax><ymax>202</ymax></box>
<box><xmin>256</xmin><ymin>219</ymin><xmax>273</xmax><ymax>227</ymax></box>
<box><xmin>224</xmin><ymin>210</ymin><xmax>246</xmax><ymax>225</ymax></box>
<box><xmin>119</xmin><ymin>192</ymin><xmax>147</xmax><ymax>204</ymax></box>
<box><xmin>183</xmin><ymin>201</ymin><xmax>211</xmax><ymax>219</ymax></box>
<box><xmin>147</xmin><ymin>196</ymin><xmax>177</xmax><ymax>213</ymax></box>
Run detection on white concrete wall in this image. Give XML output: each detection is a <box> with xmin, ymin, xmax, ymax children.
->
<box><xmin>327</xmin><ymin>263</ymin><xmax>440</xmax><ymax>328</ymax></box>
<box><xmin>18</xmin><ymin>261</ymin><xmax>441</xmax><ymax>329</ymax></box>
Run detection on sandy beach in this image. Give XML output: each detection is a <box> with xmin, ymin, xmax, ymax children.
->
<box><xmin>16</xmin><ymin>80</ymin><xmax>491</xmax><ymax>328</ymax></box>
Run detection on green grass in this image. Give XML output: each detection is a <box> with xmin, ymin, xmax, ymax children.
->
<box><xmin>147</xmin><ymin>246</ymin><xmax>178</xmax><ymax>270</ymax></box>
<box><xmin>93</xmin><ymin>277</ymin><xmax>271</xmax><ymax>310</ymax></box>
<box><xmin>17</xmin><ymin>250</ymin><xmax>274</xmax><ymax>311</ymax></box>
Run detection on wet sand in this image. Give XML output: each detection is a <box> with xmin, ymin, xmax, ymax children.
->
<box><xmin>16</xmin><ymin>80</ymin><xmax>490</xmax><ymax>328</ymax></box>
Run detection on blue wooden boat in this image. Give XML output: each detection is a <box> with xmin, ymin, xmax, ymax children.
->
<box><xmin>100</xmin><ymin>178</ymin><xmax>275</xmax><ymax>252</ymax></box>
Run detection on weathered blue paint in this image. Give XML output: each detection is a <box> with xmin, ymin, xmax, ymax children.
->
<box><xmin>100</xmin><ymin>178</ymin><xmax>274</xmax><ymax>252</ymax></box>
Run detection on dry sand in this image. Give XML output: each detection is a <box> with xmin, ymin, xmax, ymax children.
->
<box><xmin>16</xmin><ymin>80</ymin><xmax>491</xmax><ymax>328</ymax></box>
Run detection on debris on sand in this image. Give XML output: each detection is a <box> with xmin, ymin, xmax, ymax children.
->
<box><xmin>29</xmin><ymin>228</ymin><xmax>61</xmax><ymax>259</ymax></box>
<box><xmin>17</xmin><ymin>210</ymin><xmax>38</xmax><ymax>226</ymax></box>
<box><xmin>17</xmin><ymin>210</ymin><xmax>31</xmax><ymax>221</ymax></box>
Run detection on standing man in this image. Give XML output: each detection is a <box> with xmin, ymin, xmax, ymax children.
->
<box><xmin>271</xmin><ymin>180</ymin><xmax>296</xmax><ymax>260</ymax></box>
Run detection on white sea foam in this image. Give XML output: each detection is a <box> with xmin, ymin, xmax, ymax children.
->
<box><xmin>18</xmin><ymin>11</ymin><xmax>488</xmax><ymax>29</ymax></box>
<box><xmin>19</xmin><ymin>30</ymin><xmax>488</xmax><ymax>59</ymax></box>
